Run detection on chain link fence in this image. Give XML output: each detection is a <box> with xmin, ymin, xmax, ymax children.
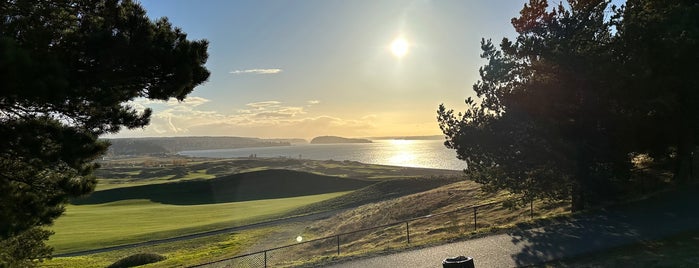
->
<box><xmin>192</xmin><ymin>201</ymin><xmax>545</xmax><ymax>268</ymax></box>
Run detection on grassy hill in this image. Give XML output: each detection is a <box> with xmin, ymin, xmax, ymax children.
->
<box><xmin>52</xmin><ymin>168</ymin><xmax>377</xmax><ymax>253</ymax></box>
<box><xmin>74</xmin><ymin>169</ymin><xmax>372</xmax><ymax>205</ymax></box>
<box><xmin>48</xmin><ymin>157</ymin><xmax>466</xmax><ymax>262</ymax></box>
<box><xmin>300</xmin><ymin>179</ymin><xmax>568</xmax><ymax>255</ymax></box>
<box><xmin>289</xmin><ymin>176</ymin><xmax>460</xmax><ymax>215</ymax></box>
<box><xmin>51</xmin><ymin>193</ymin><xmax>348</xmax><ymax>254</ymax></box>
<box><xmin>46</xmin><ymin>157</ymin><xmax>683</xmax><ymax>267</ymax></box>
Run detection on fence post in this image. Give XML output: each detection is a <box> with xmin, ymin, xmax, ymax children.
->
<box><xmin>336</xmin><ymin>235</ymin><xmax>340</xmax><ymax>256</ymax></box>
<box><xmin>473</xmin><ymin>207</ymin><xmax>477</xmax><ymax>231</ymax></box>
<box><xmin>264</xmin><ymin>250</ymin><xmax>267</xmax><ymax>268</ymax></box>
<box><xmin>406</xmin><ymin>221</ymin><xmax>410</xmax><ymax>244</ymax></box>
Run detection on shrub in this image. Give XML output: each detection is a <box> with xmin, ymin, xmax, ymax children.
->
<box><xmin>107</xmin><ymin>253</ymin><xmax>166</xmax><ymax>268</ymax></box>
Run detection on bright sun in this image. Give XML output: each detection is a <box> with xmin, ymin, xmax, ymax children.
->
<box><xmin>390</xmin><ymin>37</ymin><xmax>409</xmax><ymax>58</ymax></box>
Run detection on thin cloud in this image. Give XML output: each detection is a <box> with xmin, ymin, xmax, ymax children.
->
<box><xmin>307</xmin><ymin>100</ymin><xmax>320</xmax><ymax>105</ymax></box>
<box><xmin>255</xmin><ymin>112</ymin><xmax>295</xmax><ymax>118</ymax></box>
<box><xmin>165</xmin><ymin>96</ymin><xmax>210</xmax><ymax>107</ymax></box>
<box><xmin>128</xmin><ymin>96</ymin><xmax>210</xmax><ymax>108</ymax></box>
<box><xmin>230</xmin><ymin>68</ymin><xmax>283</xmax><ymax>75</ymax></box>
<box><xmin>246</xmin><ymin>101</ymin><xmax>281</xmax><ymax>108</ymax></box>
<box><xmin>361</xmin><ymin>114</ymin><xmax>377</xmax><ymax>120</ymax></box>
<box><xmin>109</xmin><ymin>100</ymin><xmax>377</xmax><ymax>138</ymax></box>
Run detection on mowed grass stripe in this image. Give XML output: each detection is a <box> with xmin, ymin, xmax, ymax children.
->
<box><xmin>74</xmin><ymin>169</ymin><xmax>372</xmax><ymax>205</ymax></box>
<box><xmin>51</xmin><ymin>170</ymin><xmax>372</xmax><ymax>254</ymax></box>
<box><xmin>49</xmin><ymin>192</ymin><xmax>349</xmax><ymax>254</ymax></box>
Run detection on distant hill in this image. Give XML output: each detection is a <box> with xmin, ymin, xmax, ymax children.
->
<box><xmin>265</xmin><ymin>138</ymin><xmax>308</xmax><ymax>144</ymax></box>
<box><xmin>106</xmin><ymin>136</ymin><xmax>294</xmax><ymax>156</ymax></box>
<box><xmin>310</xmin><ymin>136</ymin><xmax>372</xmax><ymax>144</ymax></box>
<box><xmin>73</xmin><ymin>169</ymin><xmax>372</xmax><ymax>205</ymax></box>
<box><xmin>368</xmin><ymin>135</ymin><xmax>443</xmax><ymax>140</ymax></box>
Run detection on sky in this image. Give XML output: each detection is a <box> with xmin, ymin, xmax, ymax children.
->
<box><xmin>111</xmin><ymin>0</ymin><xmax>529</xmax><ymax>140</ymax></box>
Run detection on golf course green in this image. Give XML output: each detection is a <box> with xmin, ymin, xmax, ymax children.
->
<box><xmin>49</xmin><ymin>169</ymin><xmax>372</xmax><ymax>253</ymax></box>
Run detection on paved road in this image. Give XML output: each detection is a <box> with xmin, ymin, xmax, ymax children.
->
<box><xmin>54</xmin><ymin>209</ymin><xmax>343</xmax><ymax>257</ymax></box>
<box><xmin>328</xmin><ymin>186</ymin><xmax>699</xmax><ymax>268</ymax></box>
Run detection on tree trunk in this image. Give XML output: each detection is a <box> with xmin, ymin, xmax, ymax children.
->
<box><xmin>571</xmin><ymin>147</ymin><xmax>591</xmax><ymax>212</ymax></box>
<box><xmin>571</xmin><ymin>181</ymin><xmax>585</xmax><ymax>212</ymax></box>
<box><xmin>675</xmin><ymin>128</ymin><xmax>695</xmax><ymax>184</ymax></box>
<box><xmin>570</xmin><ymin>137</ymin><xmax>596</xmax><ymax>212</ymax></box>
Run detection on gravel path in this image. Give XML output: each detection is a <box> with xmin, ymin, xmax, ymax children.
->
<box><xmin>328</xmin><ymin>186</ymin><xmax>699</xmax><ymax>268</ymax></box>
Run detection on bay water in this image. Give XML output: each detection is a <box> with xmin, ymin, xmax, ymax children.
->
<box><xmin>179</xmin><ymin>139</ymin><xmax>466</xmax><ymax>170</ymax></box>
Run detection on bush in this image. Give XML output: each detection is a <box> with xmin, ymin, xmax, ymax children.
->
<box><xmin>0</xmin><ymin>227</ymin><xmax>53</xmax><ymax>267</ymax></box>
<box><xmin>107</xmin><ymin>253</ymin><xmax>166</xmax><ymax>268</ymax></box>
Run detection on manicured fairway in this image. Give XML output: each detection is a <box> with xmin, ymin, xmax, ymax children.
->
<box><xmin>49</xmin><ymin>191</ymin><xmax>349</xmax><ymax>254</ymax></box>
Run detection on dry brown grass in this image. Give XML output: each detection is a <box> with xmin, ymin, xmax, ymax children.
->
<box><xmin>258</xmin><ymin>180</ymin><xmax>569</xmax><ymax>267</ymax></box>
<box><xmin>309</xmin><ymin>180</ymin><xmax>485</xmax><ymax>235</ymax></box>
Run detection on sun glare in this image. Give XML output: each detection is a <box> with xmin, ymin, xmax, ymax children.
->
<box><xmin>390</xmin><ymin>139</ymin><xmax>413</xmax><ymax>146</ymax></box>
<box><xmin>390</xmin><ymin>37</ymin><xmax>409</xmax><ymax>58</ymax></box>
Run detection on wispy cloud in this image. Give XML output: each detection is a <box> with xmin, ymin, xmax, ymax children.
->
<box><xmin>307</xmin><ymin>100</ymin><xmax>320</xmax><ymax>105</ymax></box>
<box><xmin>230</xmin><ymin>68</ymin><xmax>283</xmax><ymax>75</ymax></box>
<box><xmin>246</xmin><ymin>102</ymin><xmax>305</xmax><ymax>118</ymax></box>
<box><xmin>125</xmin><ymin>96</ymin><xmax>210</xmax><ymax>109</ymax></box>
<box><xmin>163</xmin><ymin>96</ymin><xmax>210</xmax><ymax>107</ymax></box>
<box><xmin>110</xmin><ymin>98</ymin><xmax>378</xmax><ymax>139</ymax></box>
<box><xmin>246</xmin><ymin>101</ymin><xmax>281</xmax><ymax>108</ymax></box>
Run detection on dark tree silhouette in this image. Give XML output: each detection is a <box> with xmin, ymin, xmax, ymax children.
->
<box><xmin>614</xmin><ymin>0</ymin><xmax>699</xmax><ymax>184</ymax></box>
<box><xmin>438</xmin><ymin>0</ymin><xmax>629</xmax><ymax>212</ymax></box>
<box><xmin>439</xmin><ymin>0</ymin><xmax>699</xmax><ymax>212</ymax></box>
<box><xmin>0</xmin><ymin>0</ymin><xmax>209</xmax><ymax>265</ymax></box>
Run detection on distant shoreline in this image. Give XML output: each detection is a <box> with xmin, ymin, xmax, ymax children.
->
<box><xmin>177</xmin><ymin>140</ymin><xmax>466</xmax><ymax>171</ymax></box>
<box><xmin>310</xmin><ymin>136</ymin><xmax>372</xmax><ymax>144</ymax></box>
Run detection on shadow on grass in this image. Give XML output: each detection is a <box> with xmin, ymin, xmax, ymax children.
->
<box><xmin>289</xmin><ymin>176</ymin><xmax>460</xmax><ymax>215</ymax></box>
<box><xmin>508</xmin><ymin>186</ymin><xmax>699</xmax><ymax>266</ymax></box>
<box><xmin>73</xmin><ymin>169</ymin><xmax>372</xmax><ymax>205</ymax></box>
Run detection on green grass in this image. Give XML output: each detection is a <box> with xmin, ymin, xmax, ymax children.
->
<box><xmin>48</xmin><ymin>157</ymin><xmax>691</xmax><ymax>268</ymax></box>
<box><xmin>95</xmin><ymin>157</ymin><xmax>460</xmax><ymax>187</ymax></box>
<box><xmin>75</xmin><ymin>169</ymin><xmax>371</xmax><ymax>205</ymax></box>
<box><xmin>46</xmin><ymin>157</ymin><xmax>464</xmax><ymax>264</ymax></box>
<box><xmin>94</xmin><ymin>169</ymin><xmax>217</xmax><ymax>191</ymax></box>
<box><xmin>54</xmin><ymin>167</ymin><xmax>372</xmax><ymax>254</ymax></box>
<box><xmin>43</xmin><ymin>228</ymin><xmax>275</xmax><ymax>268</ymax></box>
<box><xmin>49</xmin><ymin>192</ymin><xmax>349</xmax><ymax>254</ymax></box>
<box><xmin>94</xmin><ymin>180</ymin><xmax>163</xmax><ymax>191</ymax></box>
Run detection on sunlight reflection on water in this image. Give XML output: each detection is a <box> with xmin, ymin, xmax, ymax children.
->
<box><xmin>387</xmin><ymin>140</ymin><xmax>418</xmax><ymax>166</ymax></box>
<box><xmin>180</xmin><ymin>139</ymin><xmax>465</xmax><ymax>170</ymax></box>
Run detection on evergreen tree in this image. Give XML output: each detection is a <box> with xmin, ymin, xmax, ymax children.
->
<box><xmin>615</xmin><ymin>0</ymin><xmax>699</xmax><ymax>183</ymax></box>
<box><xmin>438</xmin><ymin>0</ymin><xmax>625</xmax><ymax>211</ymax></box>
<box><xmin>0</xmin><ymin>0</ymin><xmax>209</xmax><ymax>265</ymax></box>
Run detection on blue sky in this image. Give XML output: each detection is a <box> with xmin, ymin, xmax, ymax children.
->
<box><xmin>112</xmin><ymin>0</ymin><xmax>530</xmax><ymax>139</ymax></box>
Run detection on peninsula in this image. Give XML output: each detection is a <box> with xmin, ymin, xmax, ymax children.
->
<box><xmin>310</xmin><ymin>136</ymin><xmax>372</xmax><ymax>144</ymax></box>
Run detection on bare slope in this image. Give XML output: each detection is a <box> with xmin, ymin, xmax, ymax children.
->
<box><xmin>289</xmin><ymin>176</ymin><xmax>460</xmax><ymax>214</ymax></box>
<box><xmin>307</xmin><ymin>179</ymin><xmax>567</xmax><ymax>239</ymax></box>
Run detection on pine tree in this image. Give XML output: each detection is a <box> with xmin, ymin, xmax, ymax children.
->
<box><xmin>0</xmin><ymin>0</ymin><xmax>210</xmax><ymax>265</ymax></box>
<box><xmin>438</xmin><ymin>0</ymin><xmax>625</xmax><ymax>211</ymax></box>
<box><xmin>615</xmin><ymin>0</ymin><xmax>699</xmax><ymax>184</ymax></box>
